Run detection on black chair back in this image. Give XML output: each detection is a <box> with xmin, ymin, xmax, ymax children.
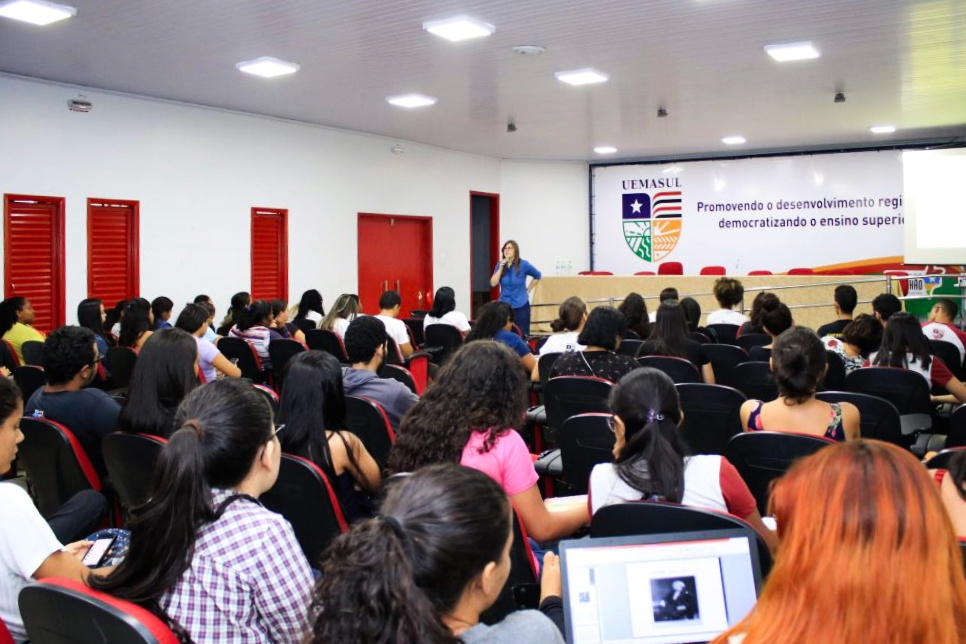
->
<box><xmin>18</xmin><ymin>417</ymin><xmax>101</xmax><ymax>516</ymax></box>
<box><xmin>292</xmin><ymin>317</ymin><xmax>317</xmax><ymax>334</ymax></box>
<box><xmin>536</xmin><ymin>352</ymin><xmax>563</xmax><ymax>389</ymax></box>
<box><xmin>345</xmin><ymin>396</ymin><xmax>395</xmax><ymax>468</ymax></box>
<box><xmin>846</xmin><ymin>367</ymin><xmax>933</xmax><ymax>416</ymax></box>
<box><xmin>268</xmin><ymin>339</ymin><xmax>306</xmax><ymax>388</ymax></box>
<box><xmin>12</xmin><ymin>366</ymin><xmax>45</xmax><ymax>401</ymax></box>
<box><xmin>736</xmin><ymin>334</ymin><xmax>771</xmax><ymax>351</ymax></box>
<box><xmin>1</xmin><ymin>340</ymin><xmax>20</xmax><ymax>370</ymax></box>
<box><xmin>725</xmin><ymin>431</ymin><xmax>834</xmax><ymax>514</ymax></box>
<box><xmin>816</xmin><ymin>391</ymin><xmax>904</xmax><ymax>446</ymax></box>
<box><xmin>251</xmin><ymin>384</ymin><xmax>279</xmax><ymax>414</ymax></box>
<box><xmin>636</xmin><ymin>355</ymin><xmax>701</xmax><ymax>384</ymax></box>
<box><xmin>424</xmin><ymin>324</ymin><xmax>463</xmax><ymax>365</ymax></box>
<box><xmin>690</xmin><ymin>331</ymin><xmax>712</xmax><ymax>344</ymax></box>
<box><xmin>822</xmin><ymin>350</ymin><xmax>847</xmax><ymax>391</ymax></box>
<box><xmin>106</xmin><ymin>346</ymin><xmax>138</xmax><ymax>390</ymax></box>
<box><xmin>261</xmin><ymin>454</ymin><xmax>349</xmax><ymax>566</ymax></box>
<box><xmin>379</xmin><ymin>363</ymin><xmax>418</xmax><ymax>395</ymax></box>
<box><xmin>676</xmin><ymin>383</ymin><xmax>747</xmax><ymax>455</ymax></box>
<box><xmin>925</xmin><ymin>448</ymin><xmax>966</xmax><ymax>470</ymax></box>
<box><xmin>707</xmin><ymin>323</ymin><xmax>739</xmax><ymax>345</ymax></box>
<box><xmin>402</xmin><ymin>318</ymin><xmax>425</xmax><ymax>349</ymax></box>
<box><xmin>702</xmin><ymin>344</ymin><xmax>748</xmax><ymax>389</ymax></box>
<box><xmin>480</xmin><ymin>507</ymin><xmax>539</xmax><ymax>624</ymax></box>
<box><xmin>20</xmin><ymin>341</ymin><xmax>44</xmax><ymax>367</ymax></box>
<box><xmin>930</xmin><ymin>340</ymin><xmax>964</xmax><ymax>380</ymax></box>
<box><xmin>732</xmin><ymin>362</ymin><xmax>779</xmax><ymax>402</ymax></box>
<box><xmin>217</xmin><ymin>337</ymin><xmax>266</xmax><ymax>382</ymax></box>
<box><xmin>616</xmin><ymin>338</ymin><xmax>643</xmax><ymax>357</ymax></box>
<box><xmin>946</xmin><ymin>405</ymin><xmax>966</xmax><ymax>448</ymax></box>
<box><xmin>305</xmin><ymin>329</ymin><xmax>351</xmax><ymax>363</ymax></box>
<box><xmin>559</xmin><ymin>414</ymin><xmax>615</xmax><ymax>494</ymax></box>
<box><xmin>102</xmin><ymin>433</ymin><xmax>167</xmax><ymax>509</ymax></box>
<box><xmin>544</xmin><ymin>377</ymin><xmax>613</xmax><ymax>444</ymax></box>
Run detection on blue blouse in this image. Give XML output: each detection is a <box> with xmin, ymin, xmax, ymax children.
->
<box><xmin>494</xmin><ymin>329</ymin><xmax>531</xmax><ymax>357</ymax></box>
<box><xmin>495</xmin><ymin>259</ymin><xmax>542</xmax><ymax>308</ymax></box>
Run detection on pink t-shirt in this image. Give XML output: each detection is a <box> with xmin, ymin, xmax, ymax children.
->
<box><xmin>460</xmin><ymin>429</ymin><xmax>538</xmax><ymax>497</ymax></box>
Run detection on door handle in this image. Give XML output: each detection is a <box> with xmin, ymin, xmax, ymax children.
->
<box><xmin>395</xmin><ymin>279</ymin><xmax>401</xmax><ymax>293</ymax></box>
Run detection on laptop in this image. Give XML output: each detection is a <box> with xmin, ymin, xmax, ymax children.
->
<box><xmin>560</xmin><ymin>530</ymin><xmax>762</xmax><ymax>644</ymax></box>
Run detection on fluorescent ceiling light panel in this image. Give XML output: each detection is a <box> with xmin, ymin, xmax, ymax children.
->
<box><xmin>870</xmin><ymin>125</ymin><xmax>896</xmax><ymax>134</ymax></box>
<box><xmin>386</xmin><ymin>94</ymin><xmax>438</xmax><ymax>108</ymax></box>
<box><xmin>0</xmin><ymin>0</ymin><xmax>75</xmax><ymax>26</ymax></box>
<box><xmin>594</xmin><ymin>146</ymin><xmax>618</xmax><ymax>154</ymax></box>
<box><xmin>764</xmin><ymin>41</ymin><xmax>821</xmax><ymax>62</ymax></box>
<box><xmin>722</xmin><ymin>136</ymin><xmax>747</xmax><ymax>145</ymax></box>
<box><xmin>555</xmin><ymin>68</ymin><xmax>609</xmax><ymax>86</ymax></box>
<box><xmin>236</xmin><ymin>57</ymin><xmax>300</xmax><ymax>78</ymax></box>
<box><xmin>423</xmin><ymin>15</ymin><xmax>495</xmax><ymax>42</ymax></box>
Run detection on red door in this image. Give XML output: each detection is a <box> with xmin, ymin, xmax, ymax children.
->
<box><xmin>4</xmin><ymin>194</ymin><xmax>66</xmax><ymax>333</ymax></box>
<box><xmin>251</xmin><ymin>208</ymin><xmax>288</xmax><ymax>301</ymax></box>
<box><xmin>357</xmin><ymin>214</ymin><xmax>433</xmax><ymax>317</ymax></box>
<box><xmin>87</xmin><ymin>199</ymin><xmax>140</xmax><ymax>306</ymax></box>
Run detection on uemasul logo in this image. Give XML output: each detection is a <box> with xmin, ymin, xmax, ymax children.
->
<box><xmin>621</xmin><ymin>190</ymin><xmax>682</xmax><ymax>262</ymax></box>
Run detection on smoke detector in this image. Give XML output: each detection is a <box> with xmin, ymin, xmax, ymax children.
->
<box><xmin>68</xmin><ymin>95</ymin><xmax>92</xmax><ymax>113</ymax></box>
<box><xmin>513</xmin><ymin>45</ymin><xmax>546</xmax><ymax>56</ymax></box>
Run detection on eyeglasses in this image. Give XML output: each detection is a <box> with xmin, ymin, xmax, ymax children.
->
<box><xmin>607</xmin><ymin>415</ymin><xmax>618</xmax><ymax>434</ymax></box>
<box><xmin>272</xmin><ymin>424</ymin><xmax>285</xmax><ymax>438</ymax></box>
<box><xmin>89</xmin><ymin>353</ymin><xmax>105</xmax><ymax>366</ymax></box>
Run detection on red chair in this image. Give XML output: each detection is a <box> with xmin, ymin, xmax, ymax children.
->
<box><xmin>748</xmin><ymin>270</ymin><xmax>772</xmax><ymax>276</ymax></box>
<box><xmin>19</xmin><ymin>578</ymin><xmax>179</xmax><ymax>644</ymax></box>
<box><xmin>383</xmin><ymin>337</ymin><xmax>430</xmax><ymax>394</ymax></box>
<box><xmin>658</xmin><ymin>262</ymin><xmax>684</xmax><ymax>275</ymax></box>
<box><xmin>379</xmin><ymin>363</ymin><xmax>418</xmax><ymax>395</ymax></box>
<box><xmin>2</xmin><ymin>340</ymin><xmax>22</xmax><ymax>370</ymax></box>
<box><xmin>217</xmin><ymin>337</ymin><xmax>268</xmax><ymax>384</ymax></box>
<box><xmin>1</xmin><ymin>615</ymin><xmax>15</xmax><ymax>644</ymax></box>
<box><xmin>578</xmin><ymin>271</ymin><xmax>613</xmax><ymax>276</ymax></box>
<box><xmin>17</xmin><ymin>417</ymin><xmax>102</xmax><ymax>516</ymax></box>
<box><xmin>787</xmin><ymin>268</ymin><xmax>815</xmax><ymax>275</ymax></box>
<box><xmin>700</xmin><ymin>266</ymin><xmax>726</xmax><ymax>275</ymax></box>
<box><xmin>252</xmin><ymin>383</ymin><xmax>279</xmax><ymax>414</ymax></box>
<box><xmin>634</xmin><ymin>271</ymin><xmax>656</xmax><ymax>276</ymax></box>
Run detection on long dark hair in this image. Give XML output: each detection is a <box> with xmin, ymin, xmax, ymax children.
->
<box><xmin>77</xmin><ymin>298</ymin><xmax>115</xmax><ymax>347</ymax></box>
<box><xmin>618</xmin><ymin>293</ymin><xmax>651</xmax><ymax>338</ymax></box>
<box><xmin>772</xmin><ymin>328</ymin><xmax>827</xmax><ymax>404</ymax></box>
<box><xmin>91</xmin><ymin>379</ymin><xmax>275</xmax><ymax>631</ymax></box>
<box><xmin>119</xmin><ymin>328</ymin><xmax>200</xmax><ymax>437</ymax></box>
<box><xmin>104</xmin><ymin>299</ymin><xmax>128</xmax><ymax>334</ymax></box>
<box><xmin>0</xmin><ymin>297</ymin><xmax>26</xmax><ymax>336</ymax></box>
<box><xmin>118</xmin><ymin>298</ymin><xmax>152</xmax><ymax>348</ymax></box>
<box><xmin>679</xmin><ymin>297</ymin><xmax>702</xmax><ymax>333</ymax></box>
<box><xmin>236</xmin><ymin>300</ymin><xmax>271</xmax><ymax>332</ymax></box>
<box><xmin>310</xmin><ymin>464</ymin><xmax>510</xmax><ymax>643</ymax></box>
<box><xmin>427</xmin><ymin>287</ymin><xmax>457</xmax><ymax>319</ymax></box>
<box><xmin>0</xmin><ymin>377</ymin><xmax>22</xmax><ymax>424</ymax></box>
<box><xmin>874</xmin><ymin>312</ymin><xmax>932</xmax><ymax>370</ymax></box>
<box><xmin>219</xmin><ymin>291</ymin><xmax>251</xmax><ymax>329</ymax></box>
<box><xmin>644</xmin><ymin>300</ymin><xmax>691</xmax><ymax>358</ymax></box>
<box><xmin>295</xmin><ymin>289</ymin><xmax>324</xmax><ymax>320</ymax></box>
<box><xmin>610</xmin><ymin>368</ymin><xmax>687</xmax><ymax>502</ymax></box>
<box><xmin>389</xmin><ymin>341</ymin><xmax>527</xmax><ymax>473</ymax></box>
<box><xmin>465</xmin><ymin>301</ymin><xmax>512</xmax><ymax>342</ymax></box>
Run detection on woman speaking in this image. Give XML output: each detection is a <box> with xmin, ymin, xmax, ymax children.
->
<box><xmin>490</xmin><ymin>239</ymin><xmax>542</xmax><ymax>336</ymax></box>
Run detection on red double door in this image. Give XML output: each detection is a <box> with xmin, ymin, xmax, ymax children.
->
<box><xmin>357</xmin><ymin>214</ymin><xmax>433</xmax><ymax>317</ymax></box>
<box><xmin>4</xmin><ymin>195</ymin><xmax>66</xmax><ymax>333</ymax></box>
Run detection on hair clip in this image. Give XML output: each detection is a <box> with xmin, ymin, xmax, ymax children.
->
<box><xmin>647</xmin><ymin>409</ymin><xmax>665</xmax><ymax>423</ymax></box>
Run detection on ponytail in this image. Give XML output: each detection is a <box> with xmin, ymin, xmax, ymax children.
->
<box><xmin>0</xmin><ymin>297</ymin><xmax>25</xmax><ymax>337</ymax></box>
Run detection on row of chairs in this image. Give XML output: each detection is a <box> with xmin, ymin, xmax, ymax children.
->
<box><xmin>577</xmin><ymin>264</ymin><xmax>821</xmax><ymax>276</ymax></box>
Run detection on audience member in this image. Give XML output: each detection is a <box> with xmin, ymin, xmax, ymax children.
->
<box><xmin>77</xmin><ymin>298</ymin><xmax>115</xmax><ymax>359</ymax></box>
<box><xmin>0</xmin><ymin>296</ymin><xmax>45</xmax><ymax>364</ymax></box>
<box><xmin>423</xmin><ymin>286</ymin><xmax>471</xmax><ymax>336</ymax></box>
<box><xmin>714</xmin><ymin>440</ymin><xmax>966</xmax><ymax>644</ymax></box>
<box><xmin>310</xmin><ymin>464</ymin><xmax>564</xmax><ymax>644</ymax></box>
<box><xmin>816</xmin><ymin>285</ymin><xmax>857</xmax><ymax>339</ymax></box>
<box><xmin>91</xmin><ymin>379</ymin><xmax>314</xmax><ymax>643</ymax></box>
<box><xmin>466</xmin><ymin>301</ymin><xmax>536</xmax><ymax>375</ymax></box>
<box><xmin>707</xmin><ymin>277</ymin><xmax>748</xmax><ymax>326</ymax></box>
<box><xmin>105</xmin><ymin>299</ymin><xmax>128</xmax><ymax>337</ymax></box>
<box><xmin>491</xmin><ymin>239</ymin><xmax>542</xmax><ymax>337</ymax></box>
<box><xmin>389</xmin><ymin>341</ymin><xmax>589</xmax><ymax>544</ymax></box>
<box><xmin>342</xmin><ymin>316</ymin><xmax>419</xmax><ymax>428</ymax></box>
<box><xmin>922</xmin><ymin>297</ymin><xmax>966</xmax><ymax>362</ymax></box>
<box><xmin>679</xmin><ymin>296</ymin><xmax>718</xmax><ymax>342</ymax></box>
<box><xmin>740</xmin><ymin>328</ymin><xmax>860</xmax><ymax>441</ymax></box>
<box><xmin>822</xmin><ymin>313</ymin><xmax>882</xmax><ymax>374</ymax></box>
<box><xmin>118</xmin><ymin>328</ymin><xmax>200</xmax><ymax>438</ymax></box>
<box><xmin>375</xmin><ymin>291</ymin><xmax>414</xmax><ymax>358</ymax></box>
<box><xmin>746</xmin><ymin>297</ymin><xmax>793</xmax><ymax>361</ymax></box>
<box><xmin>871</xmin><ymin>292</ymin><xmax>902</xmax><ymax>325</ymax></box>
<box><xmin>294</xmin><ymin>289</ymin><xmax>325</xmax><ymax>329</ymax></box>
<box><xmin>216</xmin><ymin>291</ymin><xmax>251</xmax><ymax>336</ymax></box>
<box><xmin>539</xmin><ymin>296</ymin><xmax>587</xmax><ymax>355</ymax></box>
<box><xmin>26</xmin><ymin>326</ymin><xmax>120</xmax><ymax>476</ymax></box>
<box><xmin>737</xmin><ymin>291</ymin><xmax>772</xmax><ymax>337</ymax></box>
<box><xmin>648</xmin><ymin>287</ymin><xmax>679</xmax><ymax>322</ymax></box>
<box><xmin>278</xmin><ymin>351</ymin><xmax>380</xmax><ymax>521</ymax></box>
<box><xmin>118</xmin><ymin>298</ymin><xmax>154</xmax><ymax>349</ymax></box>
<box><xmin>932</xmin><ymin>448</ymin><xmax>966</xmax><ymax>538</ymax></box>
<box><xmin>320</xmin><ymin>293</ymin><xmax>360</xmax><ymax>338</ymax></box>
<box><xmin>196</xmin><ymin>299</ymin><xmax>218</xmax><ymax>342</ymax></box>
<box><xmin>228</xmin><ymin>299</ymin><xmax>281</xmax><ymax>370</ymax></box>
<box><xmin>551</xmin><ymin>307</ymin><xmax>639</xmax><ymax>382</ymax></box>
<box><xmin>617</xmin><ymin>292</ymin><xmax>650</xmax><ymax>339</ymax></box>
<box><xmin>637</xmin><ymin>301</ymin><xmax>714</xmax><ymax>383</ymax></box>
<box><xmin>176</xmin><ymin>303</ymin><xmax>240</xmax><ymax>382</ymax></box>
<box><xmin>871</xmin><ymin>312</ymin><xmax>966</xmax><ymax>404</ymax></box>
<box><xmin>151</xmin><ymin>296</ymin><xmax>174</xmax><ymax>330</ymax></box>
<box><xmin>270</xmin><ymin>299</ymin><xmax>306</xmax><ymax>344</ymax></box>
<box><xmin>589</xmin><ymin>368</ymin><xmax>775</xmax><ymax>549</ymax></box>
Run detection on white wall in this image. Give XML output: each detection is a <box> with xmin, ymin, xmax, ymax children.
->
<box><xmin>0</xmin><ymin>75</ymin><xmax>592</xmax><ymax>322</ymax></box>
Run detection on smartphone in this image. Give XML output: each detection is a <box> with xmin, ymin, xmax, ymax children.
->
<box><xmin>82</xmin><ymin>536</ymin><xmax>116</xmax><ymax>567</ymax></box>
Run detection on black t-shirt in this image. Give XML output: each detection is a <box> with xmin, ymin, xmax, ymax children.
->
<box><xmin>550</xmin><ymin>351</ymin><xmax>640</xmax><ymax>383</ymax></box>
<box><xmin>816</xmin><ymin>319</ymin><xmax>850</xmax><ymax>339</ymax></box>
<box><xmin>637</xmin><ymin>339</ymin><xmax>709</xmax><ymax>367</ymax></box>
<box><xmin>747</xmin><ymin>346</ymin><xmax>772</xmax><ymax>362</ymax></box>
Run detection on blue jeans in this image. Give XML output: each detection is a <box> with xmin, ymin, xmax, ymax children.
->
<box><xmin>513</xmin><ymin>304</ymin><xmax>531</xmax><ymax>337</ymax></box>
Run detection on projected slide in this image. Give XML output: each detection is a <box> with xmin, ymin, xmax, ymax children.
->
<box><xmin>904</xmin><ymin>149</ymin><xmax>966</xmax><ymax>263</ymax></box>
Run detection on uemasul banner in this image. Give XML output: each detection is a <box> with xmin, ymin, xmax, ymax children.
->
<box><xmin>591</xmin><ymin>151</ymin><xmax>905</xmax><ymax>274</ymax></box>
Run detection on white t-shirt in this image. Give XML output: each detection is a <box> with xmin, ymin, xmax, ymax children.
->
<box><xmin>922</xmin><ymin>321</ymin><xmax>966</xmax><ymax>361</ymax></box>
<box><xmin>375</xmin><ymin>314</ymin><xmax>411</xmax><ymax>349</ymax></box>
<box><xmin>707</xmin><ymin>309</ymin><xmax>748</xmax><ymax>326</ymax></box>
<box><xmin>539</xmin><ymin>331</ymin><xmax>585</xmax><ymax>356</ymax></box>
<box><xmin>332</xmin><ymin>316</ymin><xmax>354</xmax><ymax>339</ymax></box>
<box><xmin>0</xmin><ymin>483</ymin><xmax>63</xmax><ymax>642</ymax></box>
<box><xmin>305</xmin><ymin>310</ymin><xmax>323</xmax><ymax>325</ymax></box>
<box><xmin>423</xmin><ymin>311</ymin><xmax>471</xmax><ymax>333</ymax></box>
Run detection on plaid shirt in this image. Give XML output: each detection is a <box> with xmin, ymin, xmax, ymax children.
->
<box><xmin>160</xmin><ymin>489</ymin><xmax>313</xmax><ymax>643</ymax></box>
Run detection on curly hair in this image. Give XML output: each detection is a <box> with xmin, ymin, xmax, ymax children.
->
<box><xmin>42</xmin><ymin>326</ymin><xmax>97</xmax><ymax>385</ymax></box>
<box><xmin>388</xmin><ymin>341</ymin><xmax>527</xmax><ymax>473</ymax></box>
<box><xmin>713</xmin><ymin>277</ymin><xmax>745</xmax><ymax>309</ymax></box>
<box><xmin>465</xmin><ymin>301</ymin><xmax>512</xmax><ymax>343</ymax></box>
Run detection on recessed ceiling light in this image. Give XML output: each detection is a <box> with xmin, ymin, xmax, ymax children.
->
<box><xmin>722</xmin><ymin>136</ymin><xmax>747</xmax><ymax>145</ymax></box>
<box><xmin>423</xmin><ymin>15</ymin><xmax>495</xmax><ymax>42</ymax></box>
<box><xmin>555</xmin><ymin>68</ymin><xmax>609</xmax><ymax>86</ymax></box>
<box><xmin>594</xmin><ymin>146</ymin><xmax>618</xmax><ymax>154</ymax></box>
<box><xmin>870</xmin><ymin>125</ymin><xmax>896</xmax><ymax>134</ymax></box>
<box><xmin>764</xmin><ymin>41</ymin><xmax>821</xmax><ymax>62</ymax></box>
<box><xmin>386</xmin><ymin>94</ymin><xmax>438</xmax><ymax>108</ymax></box>
<box><xmin>0</xmin><ymin>0</ymin><xmax>75</xmax><ymax>26</ymax></box>
<box><xmin>236</xmin><ymin>57</ymin><xmax>300</xmax><ymax>78</ymax></box>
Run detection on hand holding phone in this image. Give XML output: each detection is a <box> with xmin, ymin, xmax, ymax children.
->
<box><xmin>82</xmin><ymin>536</ymin><xmax>116</xmax><ymax>568</ymax></box>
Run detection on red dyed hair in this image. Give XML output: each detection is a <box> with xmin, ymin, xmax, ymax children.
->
<box><xmin>715</xmin><ymin>440</ymin><xmax>966</xmax><ymax>644</ymax></box>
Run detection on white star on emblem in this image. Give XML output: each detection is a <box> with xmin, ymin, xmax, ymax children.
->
<box><xmin>630</xmin><ymin>199</ymin><xmax>643</xmax><ymax>214</ymax></box>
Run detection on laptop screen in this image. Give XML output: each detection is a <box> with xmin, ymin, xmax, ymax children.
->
<box><xmin>560</xmin><ymin>530</ymin><xmax>762</xmax><ymax>644</ymax></box>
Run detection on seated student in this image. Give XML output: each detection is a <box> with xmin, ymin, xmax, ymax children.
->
<box><xmin>77</xmin><ymin>297</ymin><xmax>115</xmax><ymax>361</ymax></box>
<box><xmin>90</xmin><ymin>379</ymin><xmax>314</xmax><ymax>643</ymax></box>
<box><xmin>270</xmin><ymin>299</ymin><xmax>306</xmax><ymax>344</ymax></box>
<box><xmin>746</xmin><ymin>297</ymin><xmax>793</xmax><ymax>362</ymax></box>
<box><xmin>310</xmin><ymin>464</ymin><xmax>564</xmax><ymax>644</ymax></box>
<box><xmin>320</xmin><ymin>293</ymin><xmax>361</xmax><ymax>338</ymax></box>
<box><xmin>26</xmin><ymin>326</ymin><xmax>121</xmax><ymax>477</ymax></box>
<box><xmin>423</xmin><ymin>286</ymin><xmax>471</xmax><ymax>336</ymax></box>
<box><xmin>871</xmin><ymin>292</ymin><xmax>902</xmax><ymax>326</ymax></box>
<box><xmin>737</xmin><ymin>291</ymin><xmax>772</xmax><ymax>337</ymax></box>
<box><xmin>216</xmin><ymin>291</ymin><xmax>251</xmax><ymax>336</ymax></box>
<box><xmin>713</xmin><ymin>440</ymin><xmax>966</xmax><ymax>644</ymax></box>
<box><xmin>822</xmin><ymin>313</ymin><xmax>882</xmax><ymax>374</ymax></box>
<box><xmin>922</xmin><ymin>297</ymin><xmax>966</xmax><ymax>362</ymax></box>
<box><xmin>539</xmin><ymin>296</ymin><xmax>587</xmax><ymax>356</ymax></box>
<box><xmin>118</xmin><ymin>298</ymin><xmax>154</xmax><ymax>349</ymax></box>
<box><xmin>293</xmin><ymin>289</ymin><xmax>325</xmax><ymax>329</ymax></box>
<box><xmin>679</xmin><ymin>296</ymin><xmax>718</xmax><ymax>342</ymax></box>
<box><xmin>196</xmin><ymin>299</ymin><xmax>219</xmax><ymax>342</ymax></box>
<box><xmin>648</xmin><ymin>287</ymin><xmax>678</xmax><ymax>323</ymax></box>
<box><xmin>930</xmin><ymin>448</ymin><xmax>966</xmax><ymax>538</ymax></box>
<box><xmin>118</xmin><ymin>329</ymin><xmax>200</xmax><ymax>438</ymax></box>
<box><xmin>816</xmin><ymin>284</ymin><xmax>857</xmax><ymax>339</ymax></box>
<box><xmin>341</xmin><ymin>316</ymin><xmax>419</xmax><ymax>429</ymax></box>
<box><xmin>707</xmin><ymin>277</ymin><xmax>748</xmax><ymax>326</ymax></box>
<box><xmin>105</xmin><ymin>299</ymin><xmax>128</xmax><ymax>338</ymax></box>
<box><xmin>617</xmin><ymin>292</ymin><xmax>651</xmax><ymax>339</ymax></box>
<box><xmin>278</xmin><ymin>351</ymin><xmax>381</xmax><ymax>522</ymax></box>
<box><xmin>375</xmin><ymin>291</ymin><xmax>414</xmax><ymax>359</ymax></box>
<box><xmin>466</xmin><ymin>301</ymin><xmax>536</xmax><ymax>375</ymax></box>
<box><xmin>228</xmin><ymin>299</ymin><xmax>282</xmax><ymax>370</ymax></box>
<box><xmin>637</xmin><ymin>301</ymin><xmax>714</xmax><ymax>383</ymax></box>
<box><xmin>871</xmin><ymin>312</ymin><xmax>966</xmax><ymax>404</ymax></box>
<box><xmin>176</xmin><ymin>303</ymin><xmax>241</xmax><ymax>382</ymax></box>
<box><xmin>0</xmin><ymin>297</ymin><xmax>46</xmax><ymax>364</ymax></box>
<box><xmin>151</xmin><ymin>296</ymin><xmax>174</xmax><ymax>330</ymax></box>
<box><xmin>589</xmin><ymin>368</ymin><xmax>775</xmax><ymax>550</ymax></box>
<box><xmin>0</xmin><ymin>377</ymin><xmax>109</xmax><ymax>643</ymax></box>
<box><xmin>740</xmin><ymin>328</ymin><xmax>860</xmax><ymax>441</ymax></box>
<box><xmin>551</xmin><ymin>307</ymin><xmax>639</xmax><ymax>382</ymax></box>
<box><xmin>389</xmin><ymin>342</ymin><xmax>589</xmax><ymax>544</ymax></box>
